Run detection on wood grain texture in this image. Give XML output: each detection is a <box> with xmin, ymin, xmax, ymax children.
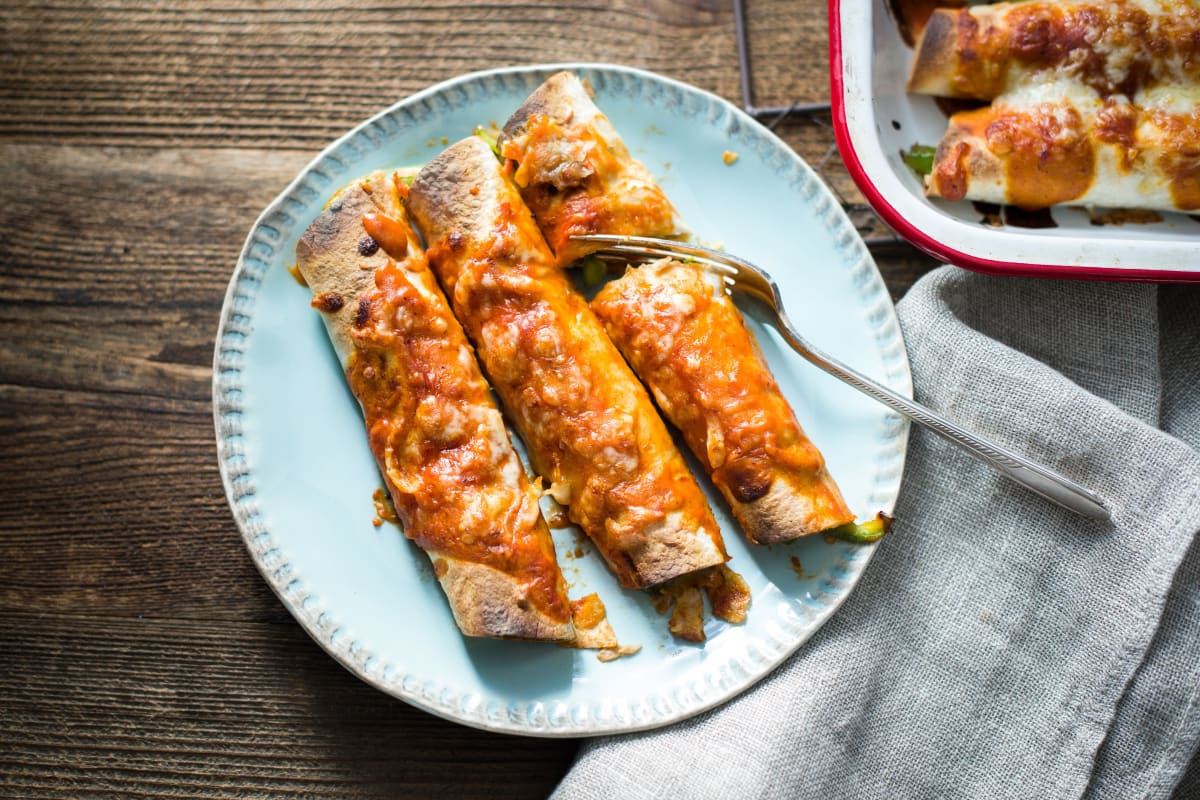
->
<box><xmin>0</xmin><ymin>143</ymin><xmax>308</xmax><ymax>623</ymax></box>
<box><xmin>0</xmin><ymin>612</ymin><xmax>577</xmax><ymax>798</ymax></box>
<box><xmin>0</xmin><ymin>1</ymin><xmax>937</xmax><ymax>795</ymax></box>
<box><xmin>0</xmin><ymin>0</ymin><xmax>736</xmax><ymax>149</ymax></box>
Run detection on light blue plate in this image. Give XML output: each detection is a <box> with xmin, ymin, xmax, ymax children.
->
<box><xmin>214</xmin><ymin>64</ymin><xmax>911</xmax><ymax>737</ymax></box>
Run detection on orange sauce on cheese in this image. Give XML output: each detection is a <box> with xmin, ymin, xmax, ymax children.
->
<box><xmin>950</xmin><ymin>2</ymin><xmax>1200</xmax><ymax>99</ymax></box>
<box><xmin>1095</xmin><ymin>99</ymin><xmax>1139</xmax><ymax>173</ymax></box>
<box><xmin>425</xmin><ymin>198</ymin><xmax>724</xmax><ymax>589</ymax></box>
<box><xmin>1152</xmin><ymin>108</ymin><xmax>1200</xmax><ymax>211</ymax></box>
<box><xmin>503</xmin><ymin>113</ymin><xmax>676</xmax><ymax>265</ymax></box>
<box><xmin>985</xmin><ymin>105</ymin><xmax>1096</xmax><ymax>208</ymax></box>
<box><xmin>591</xmin><ymin>262</ymin><xmax>854</xmax><ymax>538</ymax></box>
<box><xmin>945</xmin><ymin>104</ymin><xmax>1096</xmax><ymax>208</ymax></box>
<box><xmin>347</xmin><ymin>235</ymin><xmax>570</xmax><ymax>624</ymax></box>
<box><xmin>932</xmin><ymin>140</ymin><xmax>972</xmax><ymax>202</ymax></box>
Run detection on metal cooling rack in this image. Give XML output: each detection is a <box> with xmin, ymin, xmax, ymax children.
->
<box><xmin>733</xmin><ymin>0</ymin><xmax>905</xmax><ymax>251</ymax></box>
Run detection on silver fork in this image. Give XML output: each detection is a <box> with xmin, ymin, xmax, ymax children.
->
<box><xmin>573</xmin><ymin>233</ymin><xmax>1111</xmax><ymax>522</ymax></box>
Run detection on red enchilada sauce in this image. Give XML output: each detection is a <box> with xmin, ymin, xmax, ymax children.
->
<box><xmin>938</xmin><ymin>105</ymin><xmax>1096</xmax><ymax>208</ymax></box>
<box><xmin>949</xmin><ymin>2</ymin><xmax>1200</xmax><ymax>99</ymax></box>
<box><xmin>932</xmin><ymin>140</ymin><xmax>972</xmax><ymax>201</ymax></box>
<box><xmin>360</xmin><ymin>211</ymin><xmax>409</xmax><ymax>261</ymax></box>
<box><xmin>985</xmin><ymin>106</ymin><xmax>1095</xmax><ymax>208</ymax></box>
<box><xmin>1095</xmin><ymin>100</ymin><xmax>1139</xmax><ymax>173</ymax></box>
<box><xmin>346</xmin><ymin>232</ymin><xmax>571</xmax><ymax>626</ymax></box>
<box><xmin>1152</xmin><ymin>110</ymin><xmax>1200</xmax><ymax>211</ymax></box>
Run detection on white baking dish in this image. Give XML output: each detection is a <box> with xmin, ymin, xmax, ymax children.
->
<box><xmin>829</xmin><ymin>0</ymin><xmax>1200</xmax><ymax>281</ymax></box>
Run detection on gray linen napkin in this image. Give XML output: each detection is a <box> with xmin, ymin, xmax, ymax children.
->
<box><xmin>553</xmin><ymin>267</ymin><xmax>1200</xmax><ymax>800</ymax></box>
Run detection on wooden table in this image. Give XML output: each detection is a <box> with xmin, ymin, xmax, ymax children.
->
<box><xmin>0</xmin><ymin>1</ymin><xmax>937</xmax><ymax>796</ymax></box>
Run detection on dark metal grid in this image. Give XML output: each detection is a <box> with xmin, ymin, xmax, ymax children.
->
<box><xmin>732</xmin><ymin>0</ymin><xmax>905</xmax><ymax>251</ymax></box>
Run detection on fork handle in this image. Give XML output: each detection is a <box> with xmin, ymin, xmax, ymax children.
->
<box><xmin>774</xmin><ymin>313</ymin><xmax>1112</xmax><ymax>522</ymax></box>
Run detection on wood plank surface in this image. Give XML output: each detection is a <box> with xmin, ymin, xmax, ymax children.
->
<box><xmin>0</xmin><ymin>1</ymin><xmax>938</xmax><ymax>796</ymax></box>
<box><xmin>0</xmin><ymin>144</ymin><xmax>308</xmax><ymax>622</ymax></box>
<box><xmin>0</xmin><ymin>612</ymin><xmax>576</xmax><ymax>798</ymax></box>
<box><xmin>1</xmin><ymin>0</ymin><xmax>739</xmax><ymax>148</ymax></box>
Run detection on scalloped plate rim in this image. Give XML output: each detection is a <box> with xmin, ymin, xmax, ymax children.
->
<box><xmin>213</xmin><ymin>62</ymin><xmax>911</xmax><ymax>737</ymax></box>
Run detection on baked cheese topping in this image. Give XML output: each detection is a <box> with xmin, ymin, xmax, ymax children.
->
<box><xmin>925</xmin><ymin>0</ymin><xmax>1200</xmax><ymax>100</ymax></box>
<box><xmin>592</xmin><ymin>260</ymin><xmax>855</xmax><ymax>540</ymax></box>
<box><xmin>934</xmin><ymin>101</ymin><xmax>1095</xmax><ymax>207</ymax></box>
<box><xmin>916</xmin><ymin>2</ymin><xmax>1200</xmax><ymax>211</ymax></box>
<box><xmin>1146</xmin><ymin>107</ymin><xmax>1200</xmax><ymax>211</ymax></box>
<box><xmin>931</xmin><ymin>91</ymin><xmax>1200</xmax><ymax>210</ymax></box>
<box><xmin>418</xmin><ymin>157</ymin><xmax>726</xmax><ymax>589</ymax></box>
<box><xmin>341</xmin><ymin>212</ymin><xmax>571</xmax><ymax>626</ymax></box>
<box><xmin>500</xmin><ymin>76</ymin><xmax>680</xmax><ymax>267</ymax></box>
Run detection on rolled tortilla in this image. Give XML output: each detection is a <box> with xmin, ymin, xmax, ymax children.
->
<box><xmin>592</xmin><ymin>259</ymin><xmax>855</xmax><ymax>544</ymax></box>
<box><xmin>498</xmin><ymin>70</ymin><xmax>684</xmax><ymax>267</ymax></box>
<box><xmin>926</xmin><ymin>82</ymin><xmax>1200</xmax><ymax>211</ymax></box>
<box><xmin>407</xmin><ymin>136</ymin><xmax>728</xmax><ymax>590</ymax></box>
<box><xmin>295</xmin><ymin>171</ymin><xmax>575</xmax><ymax>641</ymax></box>
<box><xmin>908</xmin><ymin>1</ymin><xmax>1200</xmax><ymax>101</ymax></box>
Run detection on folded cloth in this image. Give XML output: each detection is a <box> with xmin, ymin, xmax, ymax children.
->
<box><xmin>553</xmin><ymin>267</ymin><xmax>1200</xmax><ymax>800</ymax></box>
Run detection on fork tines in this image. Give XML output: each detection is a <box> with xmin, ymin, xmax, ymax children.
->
<box><xmin>571</xmin><ymin>234</ymin><xmax>739</xmax><ymax>278</ymax></box>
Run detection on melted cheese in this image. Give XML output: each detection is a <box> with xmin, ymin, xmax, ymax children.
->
<box><xmin>929</xmin><ymin>0</ymin><xmax>1200</xmax><ymax>100</ymax></box>
<box><xmin>921</xmin><ymin>0</ymin><xmax>1200</xmax><ymax>210</ymax></box>
<box><xmin>1137</xmin><ymin>84</ymin><xmax>1200</xmax><ymax>115</ymax></box>
<box><xmin>592</xmin><ymin>260</ymin><xmax>855</xmax><ymax>541</ymax></box>
<box><xmin>501</xmin><ymin>74</ymin><xmax>681</xmax><ymax>266</ymax></box>
<box><xmin>348</xmin><ymin>257</ymin><xmax>569</xmax><ymax>621</ymax></box>
<box><xmin>416</xmin><ymin>146</ymin><xmax>727</xmax><ymax>590</ymax></box>
<box><xmin>996</xmin><ymin>72</ymin><xmax>1103</xmax><ymax>111</ymax></box>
